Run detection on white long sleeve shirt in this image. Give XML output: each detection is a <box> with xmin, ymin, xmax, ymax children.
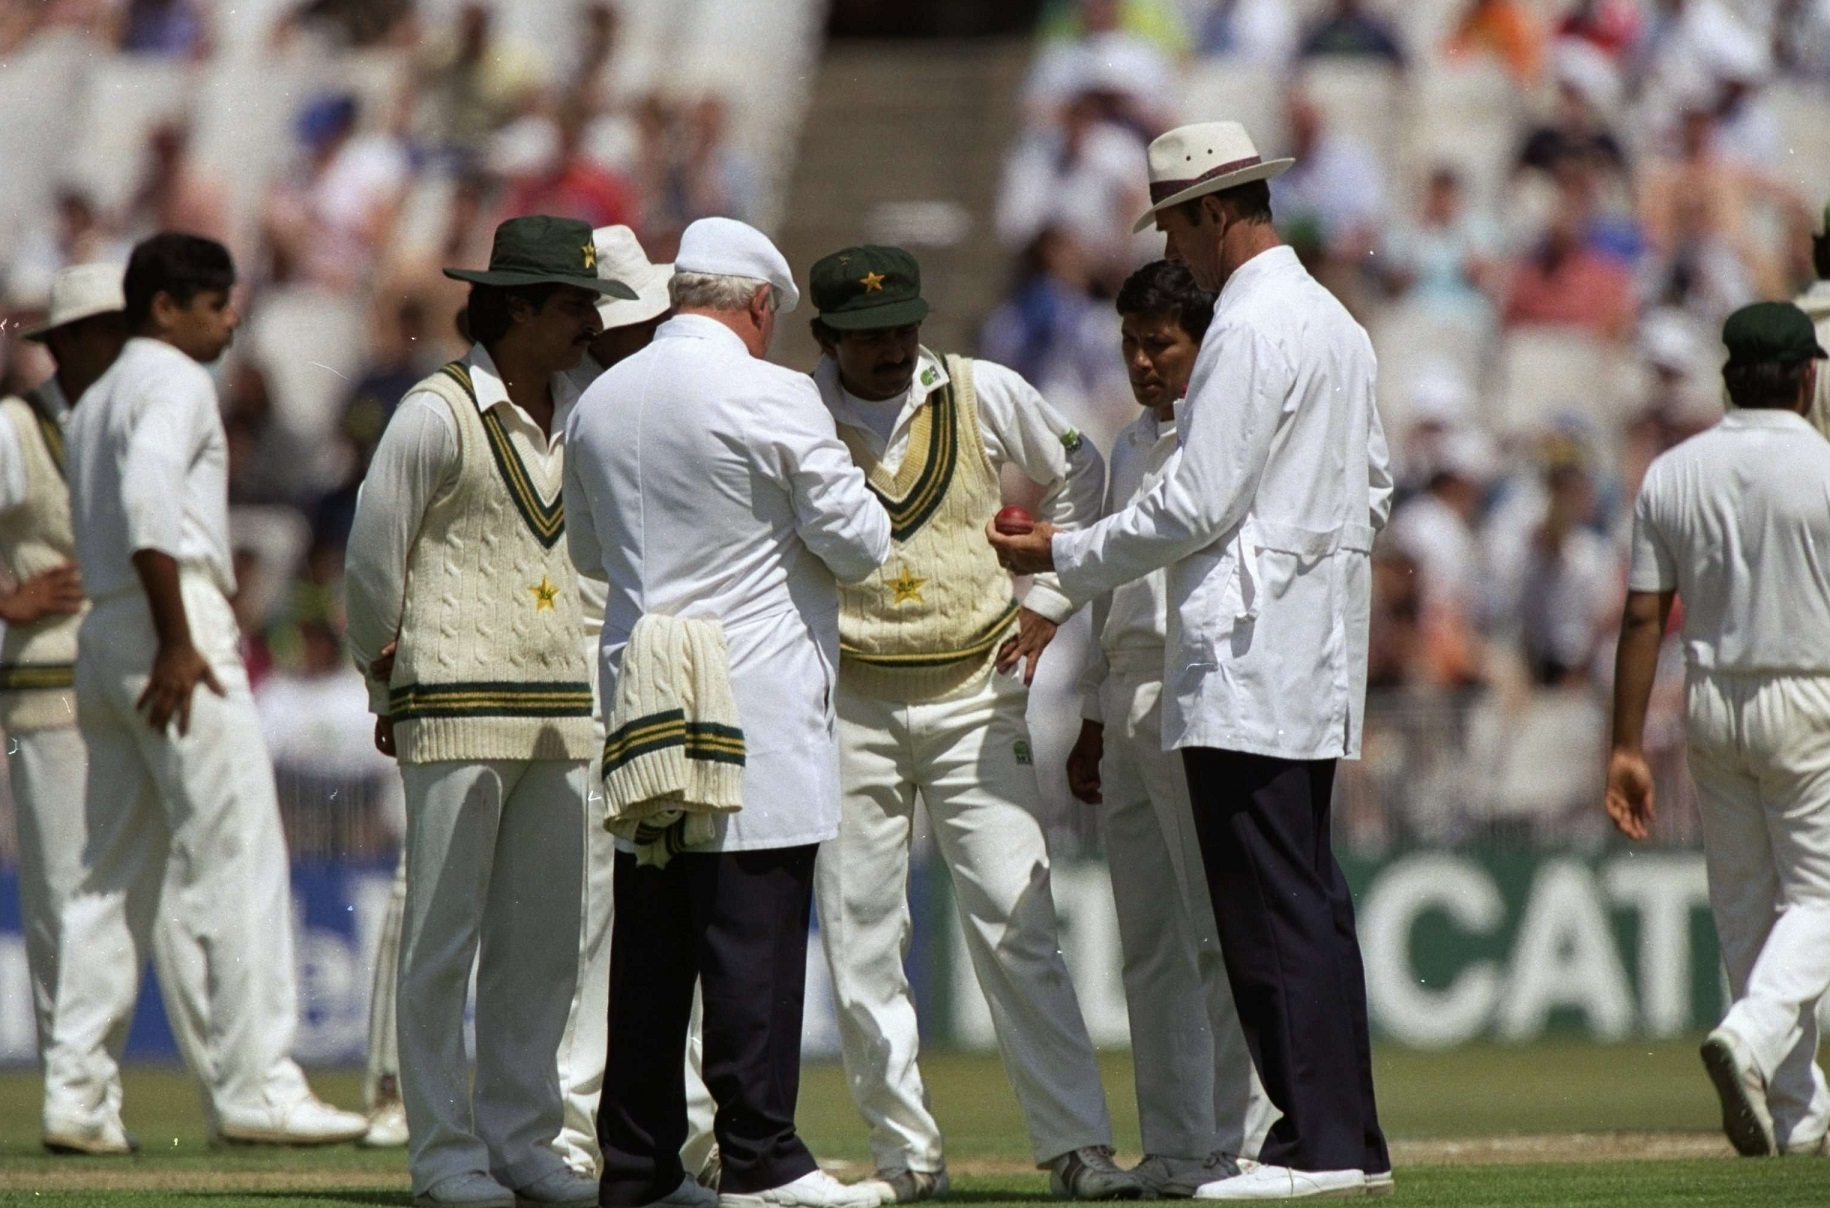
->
<box><xmin>1078</xmin><ymin>408</ymin><xmax>1178</xmax><ymax>723</ymax></box>
<box><xmin>812</xmin><ymin>348</ymin><xmax>1105</xmax><ymax>621</ymax></box>
<box><xmin>0</xmin><ymin>377</ymin><xmax>66</xmax><ymax>516</ymax></box>
<box><xmin>344</xmin><ymin>343</ymin><xmax>584</xmax><ymax>712</ymax></box>
<box><xmin>565</xmin><ymin>315</ymin><xmax>892</xmax><ymax>851</ymax></box>
<box><xmin>66</xmin><ymin>337</ymin><xmax>236</xmax><ymax>605</ymax></box>
<box><xmin>1052</xmin><ymin>246</ymin><xmax>1393</xmax><ymax>760</ymax></box>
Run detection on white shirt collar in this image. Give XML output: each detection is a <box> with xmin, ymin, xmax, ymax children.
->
<box><xmin>815</xmin><ymin>347</ymin><xmax>947</xmax><ymax>427</ymax></box>
<box><xmin>1806</xmin><ymin>281</ymin><xmax>1830</xmax><ymax>300</ymax></box>
<box><xmin>464</xmin><ymin>342</ymin><xmax>583</xmax><ymax>441</ymax></box>
<box><xmin>33</xmin><ymin>375</ymin><xmax>68</xmax><ymax>416</ymax></box>
<box><xmin>656</xmin><ymin>312</ymin><xmax>751</xmax><ymax>354</ymax></box>
<box><xmin>1216</xmin><ymin>244</ymin><xmax>1300</xmax><ymax>311</ymax></box>
<box><xmin>1718</xmin><ymin>407</ymin><xmax>1816</xmax><ymax>431</ymax></box>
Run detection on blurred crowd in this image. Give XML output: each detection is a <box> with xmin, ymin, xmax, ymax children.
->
<box><xmin>0</xmin><ymin>0</ymin><xmax>768</xmax><ymax>848</ymax></box>
<box><xmin>992</xmin><ymin>0</ymin><xmax>1830</xmax><ymax>841</ymax></box>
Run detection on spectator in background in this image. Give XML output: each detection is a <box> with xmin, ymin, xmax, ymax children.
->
<box><xmin>1555</xmin><ymin>0</ymin><xmax>1641</xmax><ymax>60</ymax></box>
<box><xmin>1797</xmin><ymin>200</ymin><xmax>1830</xmax><ymax>438</ymax></box>
<box><xmin>1639</xmin><ymin>106</ymin><xmax>1776</xmax><ymax>320</ymax></box>
<box><xmin>1036</xmin><ymin>0</ymin><xmax>1189</xmax><ymax>57</ymax></box>
<box><xmin>1298</xmin><ymin>0</ymin><xmax>1406</xmax><ymax>69</ymax></box>
<box><xmin>1196</xmin><ymin>0</ymin><xmax>1297</xmax><ymax>66</ymax></box>
<box><xmin>997</xmin><ymin>90</ymin><xmax>1151</xmax><ymax>284</ymax></box>
<box><xmin>116</xmin><ymin>0</ymin><xmax>210</xmax><ymax>58</ymax></box>
<box><xmin>1516</xmin><ymin>40</ymin><xmax>1629</xmax><ymax>178</ymax></box>
<box><xmin>1630</xmin><ymin>0</ymin><xmax>1767</xmax><ymax>118</ymax></box>
<box><xmin>122</xmin><ymin>121</ymin><xmax>231</xmax><ymax>249</ymax></box>
<box><xmin>658</xmin><ymin>96</ymin><xmax>763</xmax><ymax>232</ymax></box>
<box><xmin>1386</xmin><ymin>431</ymin><xmax>1495</xmax><ymax>688</ymax></box>
<box><xmin>1269</xmin><ymin>91</ymin><xmax>1387</xmax><ymax>265</ymax></box>
<box><xmin>980</xmin><ymin>227</ymin><xmax>1118</xmax><ymax>419</ymax></box>
<box><xmin>497</xmin><ymin>104</ymin><xmax>640</xmax><ymax>232</ymax></box>
<box><xmin>279</xmin><ymin>0</ymin><xmax>416</xmax><ymax>50</ymax></box>
<box><xmin>263</xmin><ymin>93</ymin><xmax>412</xmax><ymax>290</ymax></box>
<box><xmin>7</xmin><ymin>189</ymin><xmax>130</xmax><ymax>309</ymax></box>
<box><xmin>1444</xmin><ymin>0</ymin><xmax>1544</xmax><ymax>84</ymax></box>
<box><xmin>413</xmin><ymin>1</ymin><xmax>546</xmax><ymax>168</ymax></box>
<box><xmin>1773</xmin><ymin>0</ymin><xmax>1830</xmax><ymax>81</ymax></box>
<box><xmin>1393</xmin><ymin>365</ymin><xmax>1476</xmax><ymax>493</ymax></box>
<box><xmin>1487</xmin><ymin>458</ymin><xmax>1620</xmax><ymax>686</ymax></box>
<box><xmin>1501</xmin><ymin>197</ymin><xmax>1635</xmax><ymax>340</ymax></box>
<box><xmin>1378</xmin><ymin>166</ymin><xmax>1502</xmax><ymax>329</ymax></box>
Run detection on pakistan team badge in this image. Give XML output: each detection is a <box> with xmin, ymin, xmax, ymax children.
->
<box><xmin>920</xmin><ymin>366</ymin><xmax>939</xmax><ymax>388</ymax></box>
<box><xmin>888</xmin><ymin>565</ymin><xmax>927</xmax><ymax>605</ymax></box>
<box><xmin>1013</xmin><ymin>740</ymin><xmax>1033</xmax><ymax>766</ymax></box>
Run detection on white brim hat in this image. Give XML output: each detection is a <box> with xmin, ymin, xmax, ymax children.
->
<box><xmin>23</xmin><ymin>261</ymin><xmax>125</xmax><ymax>340</ymax></box>
<box><xmin>591</xmin><ymin>225</ymin><xmax>672</xmax><ymax>328</ymax></box>
<box><xmin>674</xmin><ymin>216</ymin><xmax>799</xmax><ymax>313</ymax></box>
<box><xmin>1132</xmin><ymin>120</ymin><xmax>1293</xmax><ymax>234</ymax></box>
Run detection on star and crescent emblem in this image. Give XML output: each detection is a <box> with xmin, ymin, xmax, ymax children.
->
<box><xmin>529</xmin><ymin>576</ymin><xmax>560</xmax><ymax>611</ymax></box>
<box><xmin>888</xmin><ymin>566</ymin><xmax>926</xmax><ymax>605</ymax></box>
<box><xmin>860</xmin><ymin>271</ymin><xmax>885</xmax><ymax>293</ymax></box>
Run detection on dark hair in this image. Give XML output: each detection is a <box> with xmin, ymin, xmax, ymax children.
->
<box><xmin>465</xmin><ymin>282</ymin><xmax>564</xmax><ymax>345</ymax></box>
<box><xmin>1723</xmin><ymin>359</ymin><xmax>1812</xmax><ymax>410</ymax></box>
<box><xmin>1115</xmin><ymin>259</ymin><xmax>1215</xmax><ymax>341</ymax></box>
<box><xmin>1179</xmin><ymin>179</ymin><xmax>1274</xmax><ymax>227</ymax></box>
<box><xmin>1814</xmin><ymin>232</ymin><xmax>1830</xmax><ymax>282</ymax></box>
<box><xmin>123</xmin><ymin>232</ymin><xmax>235</xmax><ymax>328</ymax></box>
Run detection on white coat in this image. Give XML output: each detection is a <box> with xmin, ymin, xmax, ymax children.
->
<box><xmin>563</xmin><ymin>314</ymin><xmax>892</xmax><ymax>851</ymax></box>
<box><xmin>1052</xmin><ymin>247</ymin><xmax>1392</xmax><ymax>760</ymax></box>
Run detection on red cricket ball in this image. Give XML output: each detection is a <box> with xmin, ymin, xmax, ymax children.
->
<box><xmin>994</xmin><ymin>505</ymin><xmax>1035</xmax><ymax>536</ymax></box>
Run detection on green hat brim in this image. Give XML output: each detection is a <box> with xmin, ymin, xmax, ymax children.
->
<box><xmin>817</xmin><ymin>297</ymin><xmax>930</xmax><ymax>331</ymax></box>
<box><xmin>443</xmin><ymin>267</ymin><xmax>637</xmax><ymax>299</ymax></box>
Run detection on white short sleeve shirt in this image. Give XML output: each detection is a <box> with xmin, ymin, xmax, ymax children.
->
<box><xmin>1629</xmin><ymin>408</ymin><xmax>1830</xmax><ymax>674</ymax></box>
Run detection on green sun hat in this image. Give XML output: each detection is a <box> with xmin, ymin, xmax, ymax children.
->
<box><xmin>444</xmin><ymin>215</ymin><xmax>637</xmax><ymax>299</ymax></box>
<box><xmin>1722</xmin><ymin>301</ymin><xmax>1828</xmax><ymax>368</ymax></box>
<box><xmin>810</xmin><ymin>245</ymin><xmax>930</xmax><ymax>331</ymax></box>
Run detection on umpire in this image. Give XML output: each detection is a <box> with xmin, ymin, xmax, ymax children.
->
<box><xmin>988</xmin><ymin>120</ymin><xmax>1394</xmax><ymax>1201</ymax></box>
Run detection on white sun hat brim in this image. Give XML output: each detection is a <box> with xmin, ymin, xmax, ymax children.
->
<box><xmin>1132</xmin><ymin>157</ymin><xmax>1294</xmax><ymax>233</ymax></box>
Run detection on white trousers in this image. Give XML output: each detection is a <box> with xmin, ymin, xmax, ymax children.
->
<box><xmin>46</xmin><ymin>584</ymin><xmax>307</xmax><ymax>1131</ymax></box>
<box><xmin>1687</xmin><ymin>669</ymin><xmax>1830</xmax><ymax>1152</ymax></box>
<box><xmin>1097</xmin><ymin>671</ymin><xmax>1274</xmax><ymax>1160</ymax></box>
<box><xmin>817</xmin><ymin>673</ymin><xmax>1112</xmax><ymax>1169</ymax></box>
<box><xmin>397</xmin><ymin>758</ymin><xmax>588</xmax><ymax>1194</ymax></box>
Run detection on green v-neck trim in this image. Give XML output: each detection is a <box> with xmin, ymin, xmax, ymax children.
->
<box><xmin>440</xmin><ymin>361</ymin><xmax>564</xmax><ymax>549</ymax></box>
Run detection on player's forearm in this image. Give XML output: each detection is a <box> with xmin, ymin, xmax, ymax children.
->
<box><xmin>1609</xmin><ymin>590</ymin><xmax>1673</xmax><ymax>752</ymax></box>
<box><xmin>130</xmin><ymin>549</ymin><xmax>194</xmax><ymax>652</ymax></box>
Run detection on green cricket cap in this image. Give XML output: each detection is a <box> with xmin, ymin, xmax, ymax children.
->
<box><xmin>810</xmin><ymin>245</ymin><xmax>930</xmax><ymax>331</ymax></box>
<box><xmin>445</xmin><ymin>215</ymin><xmax>636</xmax><ymax>298</ymax></box>
<box><xmin>1722</xmin><ymin>301</ymin><xmax>1828</xmax><ymax>368</ymax></box>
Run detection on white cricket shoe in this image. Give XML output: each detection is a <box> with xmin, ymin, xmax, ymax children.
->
<box><xmin>1701</xmin><ymin>1028</ymin><xmax>1776</xmax><ymax>1157</ymax></box>
<box><xmin>1193</xmin><ymin>1160</ymin><xmax>1365</xmax><ymax>1200</ymax></box>
<box><xmin>217</xmin><ymin>1094</ymin><xmax>369</xmax><ymax>1145</ymax></box>
<box><xmin>1049</xmin><ymin>1146</ymin><xmax>1145</xmax><ymax>1200</ymax></box>
<box><xmin>853</xmin><ymin>1167</ymin><xmax>949</xmax><ymax>1203</ymax></box>
<box><xmin>646</xmin><ymin>1176</ymin><xmax>721</xmax><ymax>1208</ymax></box>
<box><xmin>1364</xmin><ymin>1170</ymin><xmax>1394</xmax><ymax>1197</ymax></box>
<box><xmin>43</xmin><ymin>1115</ymin><xmax>138</xmax><ymax>1156</ymax></box>
<box><xmin>358</xmin><ymin>1098</ymin><xmax>409</xmax><ymax>1148</ymax></box>
<box><xmin>720</xmin><ymin>1169</ymin><xmax>883</xmax><ymax>1208</ymax></box>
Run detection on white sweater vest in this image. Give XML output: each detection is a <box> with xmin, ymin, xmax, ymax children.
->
<box><xmin>836</xmin><ymin>355</ymin><xmax>1018</xmax><ymax>702</ymax></box>
<box><xmin>0</xmin><ymin>391</ymin><xmax>81</xmax><ymax>731</ymax></box>
<box><xmin>389</xmin><ymin>362</ymin><xmax>595</xmax><ymax>763</ymax></box>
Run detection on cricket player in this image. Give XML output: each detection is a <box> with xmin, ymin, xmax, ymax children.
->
<box><xmin>1795</xmin><ymin>198</ymin><xmax>1830</xmax><ymax>440</ymax></box>
<box><xmin>1607</xmin><ymin>301</ymin><xmax>1830</xmax><ymax>1158</ymax></box>
<box><xmin>47</xmin><ymin>233</ymin><xmax>367</xmax><ymax>1149</ymax></box>
<box><xmin>345</xmin><ymin>215</ymin><xmax>634</xmax><ymax>1208</ymax></box>
<box><xmin>568</xmin><ymin>216</ymin><xmax>890</xmax><ymax>1208</ymax></box>
<box><xmin>3</xmin><ymin>263</ymin><xmax>199</xmax><ymax>1155</ymax></box>
<box><xmin>989</xmin><ymin>122</ymin><xmax>1394</xmax><ymax>1201</ymax></box>
<box><xmin>806</xmin><ymin>245</ymin><xmax>1136</xmax><ymax>1201</ymax></box>
<box><xmin>1065</xmin><ymin>260</ymin><xmax>1274</xmax><ymax>1194</ymax></box>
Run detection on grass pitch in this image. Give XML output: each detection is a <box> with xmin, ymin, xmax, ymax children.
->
<box><xmin>0</xmin><ymin>1042</ymin><xmax>1824</xmax><ymax>1206</ymax></box>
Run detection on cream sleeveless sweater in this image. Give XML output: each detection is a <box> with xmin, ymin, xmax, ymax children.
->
<box><xmin>0</xmin><ymin>390</ymin><xmax>81</xmax><ymax>731</ymax></box>
<box><xmin>389</xmin><ymin>362</ymin><xmax>595</xmax><ymax>763</ymax></box>
<box><xmin>836</xmin><ymin>354</ymin><xmax>1019</xmax><ymax>702</ymax></box>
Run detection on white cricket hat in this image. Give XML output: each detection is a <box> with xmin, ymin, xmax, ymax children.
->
<box><xmin>1132</xmin><ymin>121</ymin><xmax>1293</xmax><ymax>234</ymax></box>
<box><xmin>592</xmin><ymin>225</ymin><xmax>672</xmax><ymax>328</ymax></box>
<box><xmin>674</xmin><ymin>217</ymin><xmax>799</xmax><ymax>313</ymax></box>
<box><xmin>23</xmin><ymin>262</ymin><xmax>125</xmax><ymax>340</ymax></box>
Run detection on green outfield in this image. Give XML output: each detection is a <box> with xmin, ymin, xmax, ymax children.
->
<box><xmin>0</xmin><ymin>1042</ymin><xmax>1823</xmax><ymax>1206</ymax></box>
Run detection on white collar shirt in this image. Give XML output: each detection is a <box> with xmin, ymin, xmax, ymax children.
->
<box><xmin>565</xmin><ymin>314</ymin><xmax>891</xmax><ymax>851</ymax></box>
<box><xmin>66</xmin><ymin>337</ymin><xmax>235</xmax><ymax>604</ymax></box>
<box><xmin>812</xmin><ymin>347</ymin><xmax>1106</xmax><ymax>621</ymax></box>
<box><xmin>1078</xmin><ymin>408</ymin><xmax>1178</xmax><ymax>722</ymax></box>
<box><xmin>344</xmin><ymin>342</ymin><xmax>583</xmax><ymax>712</ymax></box>
<box><xmin>1629</xmin><ymin>408</ymin><xmax>1830</xmax><ymax>673</ymax></box>
<box><xmin>1051</xmin><ymin>246</ymin><xmax>1394</xmax><ymax>759</ymax></box>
